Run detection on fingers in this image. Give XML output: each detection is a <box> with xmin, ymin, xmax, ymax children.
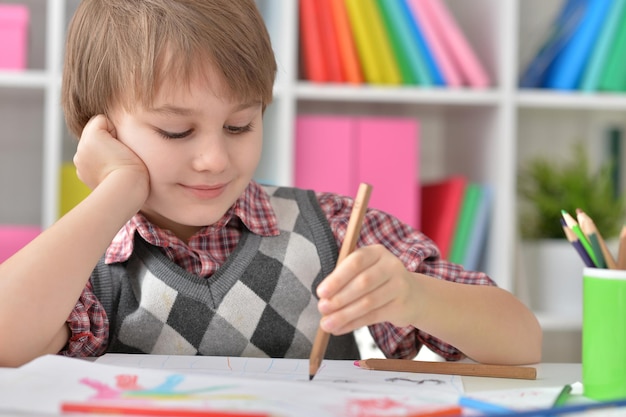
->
<box><xmin>317</xmin><ymin>245</ymin><xmax>415</xmax><ymax>334</ymax></box>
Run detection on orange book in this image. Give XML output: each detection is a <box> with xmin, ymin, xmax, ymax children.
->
<box><xmin>327</xmin><ymin>0</ymin><xmax>364</xmax><ymax>84</ymax></box>
<box><xmin>317</xmin><ymin>0</ymin><xmax>344</xmax><ymax>82</ymax></box>
<box><xmin>299</xmin><ymin>0</ymin><xmax>328</xmax><ymax>82</ymax></box>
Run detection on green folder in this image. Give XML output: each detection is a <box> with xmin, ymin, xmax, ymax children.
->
<box><xmin>449</xmin><ymin>183</ymin><xmax>482</xmax><ymax>265</ymax></box>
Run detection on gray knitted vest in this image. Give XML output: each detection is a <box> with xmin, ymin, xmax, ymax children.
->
<box><xmin>90</xmin><ymin>186</ymin><xmax>360</xmax><ymax>359</ymax></box>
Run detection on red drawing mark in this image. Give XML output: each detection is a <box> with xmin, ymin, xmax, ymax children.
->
<box><xmin>345</xmin><ymin>398</ymin><xmax>461</xmax><ymax>417</ymax></box>
<box><xmin>116</xmin><ymin>374</ymin><xmax>143</xmax><ymax>390</ymax></box>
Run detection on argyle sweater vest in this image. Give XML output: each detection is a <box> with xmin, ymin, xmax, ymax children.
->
<box><xmin>90</xmin><ymin>186</ymin><xmax>361</xmax><ymax>359</ymax></box>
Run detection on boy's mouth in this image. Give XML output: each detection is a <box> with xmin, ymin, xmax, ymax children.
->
<box><xmin>180</xmin><ymin>183</ymin><xmax>228</xmax><ymax>199</ymax></box>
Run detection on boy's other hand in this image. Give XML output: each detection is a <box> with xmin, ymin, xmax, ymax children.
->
<box><xmin>74</xmin><ymin>114</ymin><xmax>149</xmax><ymax>197</ymax></box>
<box><xmin>316</xmin><ymin>244</ymin><xmax>419</xmax><ymax>335</ymax></box>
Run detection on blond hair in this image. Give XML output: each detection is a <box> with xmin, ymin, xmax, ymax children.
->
<box><xmin>62</xmin><ymin>0</ymin><xmax>277</xmax><ymax>138</ymax></box>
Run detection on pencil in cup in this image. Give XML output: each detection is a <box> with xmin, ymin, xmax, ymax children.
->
<box><xmin>308</xmin><ymin>182</ymin><xmax>373</xmax><ymax>380</ymax></box>
<box><xmin>576</xmin><ymin>208</ymin><xmax>614</xmax><ymax>269</ymax></box>
<box><xmin>561</xmin><ymin>209</ymin><xmax>603</xmax><ymax>267</ymax></box>
<box><xmin>561</xmin><ymin>217</ymin><xmax>594</xmax><ymax>267</ymax></box>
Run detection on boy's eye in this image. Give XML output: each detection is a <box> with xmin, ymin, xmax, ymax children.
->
<box><xmin>224</xmin><ymin>123</ymin><xmax>254</xmax><ymax>135</ymax></box>
<box><xmin>158</xmin><ymin>129</ymin><xmax>193</xmax><ymax>140</ymax></box>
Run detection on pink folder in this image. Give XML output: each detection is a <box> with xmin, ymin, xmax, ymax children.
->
<box><xmin>295</xmin><ymin>115</ymin><xmax>419</xmax><ymax>229</ymax></box>
<box><xmin>356</xmin><ymin>118</ymin><xmax>419</xmax><ymax>229</ymax></box>
<box><xmin>295</xmin><ymin>115</ymin><xmax>356</xmax><ymax>197</ymax></box>
<box><xmin>0</xmin><ymin>225</ymin><xmax>40</xmax><ymax>263</ymax></box>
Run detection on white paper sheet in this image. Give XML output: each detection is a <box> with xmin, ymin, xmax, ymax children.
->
<box><xmin>0</xmin><ymin>355</ymin><xmax>465</xmax><ymax>417</ymax></box>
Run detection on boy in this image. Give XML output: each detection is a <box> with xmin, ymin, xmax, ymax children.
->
<box><xmin>0</xmin><ymin>0</ymin><xmax>541</xmax><ymax>367</ymax></box>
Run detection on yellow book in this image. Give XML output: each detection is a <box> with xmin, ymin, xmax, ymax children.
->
<box><xmin>59</xmin><ymin>162</ymin><xmax>91</xmax><ymax>217</ymax></box>
<box><xmin>345</xmin><ymin>0</ymin><xmax>401</xmax><ymax>85</ymax></box>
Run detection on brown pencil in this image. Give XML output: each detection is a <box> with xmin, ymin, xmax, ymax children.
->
<box><xmin>618</xmin><ymin>225</ymin><xmax>626</xmax><ymax>270</ymax></box>
<box><xmin>308</xmin><ymin>182</ymin><xmax>372</xmax><ymax>381</ymax></box>
<box><xmin>576</xmin><ymin>208</ymin><xmax>617</xmax><ymax>269</ymax></box>
<box><xmin>355</xmin><ymin>358</ymin><xmax>537</xmax><ymax>380</ymax></box>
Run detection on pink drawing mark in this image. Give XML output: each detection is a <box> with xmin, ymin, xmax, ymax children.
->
<box><xmin>79</xmin><ymin>374</ymin><xmax>236</xmax><ymax>404</ymax></box>
<box><xmin>346</xmin><ymin>398</ymin><xmax>415</xmax><ymax>417</ymax></box>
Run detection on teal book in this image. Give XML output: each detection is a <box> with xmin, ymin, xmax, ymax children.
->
<box><xmin>449</xmin><ymin>183</ymin><xmax>482</xmax><ymax>265</ymax></box>
<box><xmin>545</xmin><ymin>0</ymin><xmax>612</xmax><ymax>90</ymax></box>
<box><xmin>580</xmin><ymin>0</ymin><xmax>626</xmax><ymax>91</ymax></box>
<box><xmin>375</xmin><ymin>0</ymin><xmax>431</xmax><ymax>86</ymax></box>
<box><xmin>598</xmin><ymin>3</ymin><xmax>626</xmax><ymax>92</ymax></box>
<box><xmin>401</xmin><ymin>0</ymin><xmax>443</xmax><ymax>86</ymax></box>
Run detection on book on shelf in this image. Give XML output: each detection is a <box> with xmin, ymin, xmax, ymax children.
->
<box><xmin>317</xmin><ymin>0</ymin><xmax>344</xmax><ymax>83</ymax></box>
<box><xmin>519</xmin><ymin>0</ymin><xmax>587</xmax><ymax>89</ymax></box>
<box><xmin>400</xmin><ymin>0</ymin><xmax>443</xmax><ymax>86</ymax></box>
<box><xmin>376</xmin><ymin>0</ymin><xmax>428</xmax><ymax>85</ymax></box>
<box><xmin>544</xmin><ymin>0</ymin><xmax>612</xmax><ymax>90</ymax></box>
<box><xmin>448</xmin><ymin>182</ymin><xmax>482</xmax><ymax>265</ymax></box>
<box><xmin>598</xmin><ymin>0</ymin><xmax>626</xmax><ymax>92</ymax></box>
<box><xmin>295</xmin><ymin>114</ymin><xmax>419</xmax><ymax>229</ymax></box>
<box><xmin>327</xmin><ymin>0</ymin><xmax>364</xmax><ymax>84</ymax></box>
<box><xmin>297</xmin><ymin>0</ymin><xmax>487</xmax><ymax>88</ymax></box>
<box><xmin>299</xmin><ymin>0</ymin><xmax>328</xmax><ymax>82</ymax></box>
<box><xmin>420</xmin><ymin>177</ymin><xmax>492</xmax><ymax>268</ymax></box>
<box><xmin>405</xmin><ymin>0</ymin><xmax>461</xmax><ymax>87</ymax></box>
<box><xmin>462</xmin><ymin>184</ymin><xmax>493</xmax><ymax>271</ymax></box>
<box><xmin>345</xmin><ymin>0</ymin><xmax>401</xmax><ymax>85</ymax></box>
<box><xmin>580</xmin><ymin>0</ymin><xmax>626</xmax><ymax>91</ymax></box>
<box><xmin>420</xmin><ymin>176</ymin><xmax>467</xmax><ymax>259</ymax></box>
<box><xmin>420</xmin><ymin>0</ymin><xmax>490</xmax><ymax>88</ymax></box>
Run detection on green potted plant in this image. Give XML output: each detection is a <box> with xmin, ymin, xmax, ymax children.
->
<box><xmin>518</xmin><ymin>141</ymin><xmax>626</xmax><ymax>240</ymax></box>
<box><xmin>517</xmin><ymin>141</ymin><xmax>626</xmax><ymax>316</ymax></box>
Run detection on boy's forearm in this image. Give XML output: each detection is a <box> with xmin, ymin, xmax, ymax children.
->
<box><xmin>0</xmin><ymin>171</ymin><xmax>147</xmax><ymax>367</ymax></box>
<box><xmin>412</xmin><ymin>273</ymin><xmax>542</xmax><ymax>365</ymax></box>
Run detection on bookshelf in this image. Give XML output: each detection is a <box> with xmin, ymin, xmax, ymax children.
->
<box><xmin>1</xmin><ymin>0</ymin><xmax>622</xmax><ymax>358</ymax></box>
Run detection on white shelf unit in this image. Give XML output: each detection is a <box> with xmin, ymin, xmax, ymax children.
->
<box><xmin>1</xmin><ymin>0</ymin><xmax>622</xmax><ymax>340</ymax></box>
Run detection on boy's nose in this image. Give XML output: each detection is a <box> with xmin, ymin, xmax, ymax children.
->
<box><xmin>191</xmin><ymin>135</ymin><xmax>229</xmax><ymax>173</ymax></box>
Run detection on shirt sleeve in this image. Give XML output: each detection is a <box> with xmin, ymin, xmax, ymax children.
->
<box><xmin>59</xmin><ymin>280</ymin><xmax>110</xmax><ymax>358</ymax></box>
<box><xmin>317</xmin><ymin>192</ymin><xmax>496</xmax><ymax>361</ymax></box>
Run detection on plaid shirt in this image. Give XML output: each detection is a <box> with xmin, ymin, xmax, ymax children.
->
<box><xmin>62</xmin><ymin>181</ymin><xmax>495</xmax><ymax>360</ymax></box>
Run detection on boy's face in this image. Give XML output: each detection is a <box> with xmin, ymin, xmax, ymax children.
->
<box><xmin>109</xmin><ymin>68</ymin><xmax>263</xmax><ymax>241</ymax></box>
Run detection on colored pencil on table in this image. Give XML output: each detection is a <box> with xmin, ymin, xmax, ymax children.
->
<box><xmin>475</xmin><ymin>397</ymin><xmax>626</xmax><ymax>417</ymax></box>
<box><xmin>354</xmin><ymin>358</ymin><xmax>537</xmax><ymax>380</ymax></box>
<box><xmin>561</xmin><ymin>209</ymin><xmax>599</xmax><ymax>267</ymax></box>
<box><xmin>576</xmin><ymin>208</ymin><xmax>614</xmax><ymax>269</ymax></box>
<box><xmin>561</xmin><ymin>218</ymin><xmax>595</xmax><ymax>267</ymax></box>
<box><xmin>551</xmin><ymin>383</ymin><xmax>572</xmax><ymax>407</ymax></box>
<box><xmin>309</xmin><ymin>182</ymin><xmax>372</xmax><ymax>380</ymax></box>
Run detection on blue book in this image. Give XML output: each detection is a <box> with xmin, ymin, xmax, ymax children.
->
<box><xmin>462</xmin><ymin>184</ymin><xmax>493</xmax><ymax>271</ymax></box>
<box><xmin>519</xmin><ymin>0</ymin><xmax>587</xmax><ymax>88</ymax></box>
<box><xmin>544</xmin><ymin>0</ymin><xmax>613</xmax><ymax>90</ymax></box>
<box><xmin>401</xmin><ymin>0</ymin><xmax>445</xmax><ymax>86</ymax></box>
<box><xmin>580</xmin><ymin>0</ymin><xmax>626</xmax><ymax>91</ymax></box>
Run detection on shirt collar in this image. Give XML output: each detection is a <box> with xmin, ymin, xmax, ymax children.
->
<box><xmin>105</xmin><ymin>181</ymin><xmax>280</xmax><ymax>264</ymax></box>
